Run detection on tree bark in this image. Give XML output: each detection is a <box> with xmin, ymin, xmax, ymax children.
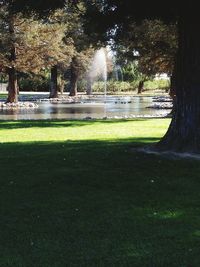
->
<box><xmin>6</xmin><ymin>13</ymin><xmax>18</xmax><ymax>103</ymax></box>
<box><xmin>6</xmin><ymin>67</ymin><xmax>18</xmax><ymax>103</ymax></box>
<box><xmin>69</xmin><ymin>58</ymin><xmax>78</xmax><ymax>96</ymax></box>
<box><xmin>49</xmin><ymin>65</ymin><xmax>58</xmax><ymax>98</ymax></box>
<box><xmin>157</xmin><ymin>17</ymin><xmax>200</xmax><ymax>153</ymax></box>
<box><xmin>137</xmin><ymin>80</ymin><xmax>144</xmax><ymax>94</ymax></box>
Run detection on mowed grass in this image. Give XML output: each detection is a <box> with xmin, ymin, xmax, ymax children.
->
<box><xmin>1</xmin><ymin>119</ymin><xmax>200</xmax><ymax>267</ymax></box>
<box><xmin>0</xmin><ymin>119</ymin><xmax>166</xmax><ymax>143</ymax></box>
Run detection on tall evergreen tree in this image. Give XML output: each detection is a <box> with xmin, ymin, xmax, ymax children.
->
<box><xmin>0</xmin><ymin>4</ymin><xmax>74</xmax><ymax>102</ymax></box>
<box><xmin>64</xmin><ymin>2</ymin><xmax>95</xmax><ymax>96</ymax></box>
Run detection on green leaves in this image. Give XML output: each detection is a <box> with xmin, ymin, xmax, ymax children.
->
<box><xmin>0</xmin><ymin>6</ymin><xmax>76</xmax><ymax>74</ymax></box>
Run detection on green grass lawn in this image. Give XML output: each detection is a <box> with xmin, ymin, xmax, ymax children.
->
<box><xmin>1</xmin><ymin>119</ymin><xmax>200</xmax><ymax>267</ymax></box>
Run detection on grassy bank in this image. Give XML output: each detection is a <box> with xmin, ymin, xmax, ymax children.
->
<box><xmin>1</xmin><ymin>119</ymin><xmax>200</xmax><ymax>267</ymax></box>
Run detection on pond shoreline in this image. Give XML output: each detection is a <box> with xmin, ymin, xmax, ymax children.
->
<box><xmin>0</xmin><ymin>94</ymin><xmax>172</xmax><ymax>120</ymax></box>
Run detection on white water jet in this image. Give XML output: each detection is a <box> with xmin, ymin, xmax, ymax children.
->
<box><xmin>87</xmin><ymin>48</ymin><xmax>107</xmax><ymax>97</ymax></box>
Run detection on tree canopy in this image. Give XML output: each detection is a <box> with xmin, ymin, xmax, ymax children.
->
<box><xmin>114</xmin><ymin>19</ymin><xmax>177</xmax><ymax>76</ymax></box>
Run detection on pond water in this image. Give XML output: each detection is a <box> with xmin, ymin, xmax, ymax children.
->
<box><xmin>0</xmin><ymin>95</ymin><xmax>171</xmax><ymax>120</ymax></box>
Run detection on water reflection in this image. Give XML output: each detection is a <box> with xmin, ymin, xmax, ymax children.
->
<box><xmin>0</xmin><ymin>96</ymin><xmax>170</xmax><ymax>120</ymax></box>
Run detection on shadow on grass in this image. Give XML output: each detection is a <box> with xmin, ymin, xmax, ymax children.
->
<box><xmin>0</xmin><ymin>119</ymin><xmax>150</xmax><ymax>130</ymax></box>
<box><xmin>0</xmin><ymin>138</ymin><xmax>200</xmax><ymax>266</ymax></box>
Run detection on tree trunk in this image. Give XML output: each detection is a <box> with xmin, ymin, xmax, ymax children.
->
<box><xmin>6</xmin><ymin>67</ymin><xmax>18</xmax><ymax>103</ymax></box>
<box><xmin>6</xmin><ymin>14</ymin><xmax>18</xmax><ymax>103</ymax></box>
<box><xmin>49</xmin><ymin>65</ymin><xmax>58</xmax><ymax>98</ymax></box>
<box><xmin>69</xmin><ymin>58</ymin><xmax>78</xmax><ymax>96</ymax></box>
<box><xmin>137</xmin><ymin>80</ymin><xmax>144</xmax><ymax>94</ymax></box>
<box><xmin>157</xmin><ymin>17</ymin><xmax>200</xmax><ymax>153</ymax></box>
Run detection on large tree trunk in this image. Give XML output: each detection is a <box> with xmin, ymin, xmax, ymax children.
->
<box><xmin>6</xmin><ymin>14</ymin><xmax>18</xmax><ymax>103</ymax></box>
<box><xmin>69</xmin><ymin>58</ymin><xmax>78</xmax><ymax>97</ymax></box>
<box><xmin>157</xmin><ymin>17</ymin><xmax>200</xmax><ymax>153</ymax></box>
<box><xmin>49</xmin><ymin>65</ymin><xmax>58</xmax><ymax>98</ymax></box>
<box><xmin>137</xmin><ymin>80</ymin><xmax>144</xmax><ymax>94</ymax></box>
<box><xmin>6</xmin><ymin>67</ymin><xmax>18</xmax><ymax>103</ymax></box>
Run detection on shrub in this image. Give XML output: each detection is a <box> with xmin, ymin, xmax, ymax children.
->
<box><xmin>92</xmin><ymin>81</ymin><xmax>136</xmax><ymax>93</ymax></box>
<box><xmin>144</xmin><ymin>79</ymin><xmax>170</xmax><ymax>91</ymax></box>
<box><xmin>19</xmin><ymin>77</ymin><xmax>50</xmax><ymax>92</ymax></box>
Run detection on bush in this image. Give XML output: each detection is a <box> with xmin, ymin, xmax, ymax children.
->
<box><xmin>77</xmin><ymin>80</ymin><xmax>87</xmax><ymax>92</ymax></box>
<box><xmin>92</xmin><ymin>81</ymin><xmax>136</xmax><ymax>93</ymax></box>
<box><xmin>18</xmin><ymin>76</ymin><xmax>170</xmax><ymax>93</ymax></box>
<box><xmin>19</xmin><ymin>77</ymin><xmax>50</xmax><ymax>92</ymax></box>
<box><xmin>90</xmin><ymin>79</ymin><xmax>170</xmax><ymax>94</ymax></box>
<box><xmin>144</xmin><ymin>79</ymin><xmax>170</xmax><ymax>91</ymax></box>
